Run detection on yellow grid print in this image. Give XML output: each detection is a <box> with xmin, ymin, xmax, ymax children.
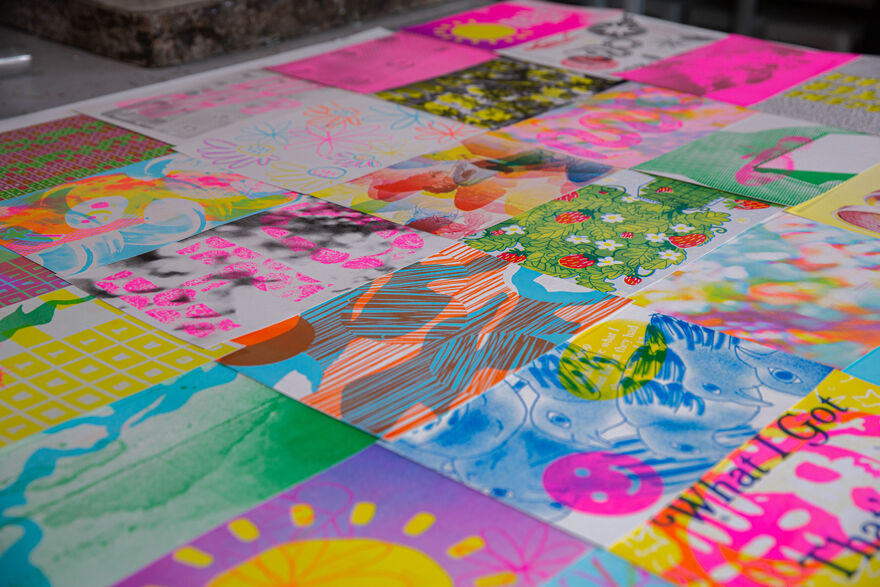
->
<box><xmin>0</xmin><ymin>288</ymin><xmax>235</xmax><ymax>446</ymax></box>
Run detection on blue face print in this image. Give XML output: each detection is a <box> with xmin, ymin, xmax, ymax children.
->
<box><xmin>736</xmin><ymin>341</ymin><xmax>832</xmax><ymax>395</ymax></box>
<box><xmin>394</xmin><ymin>383</ymin><xmax>528</xmax><ymax>460</ymax></box>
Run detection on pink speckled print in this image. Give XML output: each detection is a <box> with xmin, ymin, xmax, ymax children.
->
<box><xmin>620</xmin><ymin>35</ymin><xmax>857</xmax><ymax>106</ymax></box>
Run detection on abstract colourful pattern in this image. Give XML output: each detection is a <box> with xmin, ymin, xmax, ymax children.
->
<box><xmin>76</xmin><ymin>70</ymin><xmax>322</xmax><ymax>144</ymax></box>
<box><xmin>221</xmin><ymin>242</ymin><xmax>630</xmax><ymax>438</ymax></box>
<box><xmin>0</xmin><ymin>255</ymin><xmax>68</xmax><ymax>308</ymax></box>
<box><xmin>374</xmin><ymin>58</ymin><xmax>619</xmax><ymax>130</ymax></box>
<box><xmin>175</xmin><ymin>89</ymin><xmax>482</xmax><ymax>192</ymax></box>
<box><xmin>117</xmin><ymin>445</ymin><xmax>588</xmax><ymax>587</ymax></box>
<box><xmin>612</xmin><ymin>370</ymin><xmax>880</xmax><ymax>586</ymax></box>
<box><xmin>636</xmin><ymin>112</ymin><xmax>880</xmax><ymax>206</ymax></box>
<box><xmin>620</xmin><ymin>34</ymin><xmax>857</xmax><ymax>107</ymax></box>
<box><xmin>465</xmin><ymin>170</ymin><xmax>778</xmax><ymax>294</ymax></box>
<box><xmin>633</xmin><ymin>213</ymin><xmax>880</xmax><ymax>369</ymax></box>
<box><xmin>0</xmin><ymin>154</ymin><xmax>297</xmax><ymax>276</ymax></box>
<box><xmin>314</xmin><ymin>132</ymin><xmax>614</xmax><ymax>238</ymax></box>
<box><xmin>69</xmin><ymin>195</ymin><xmax>448</xmax><ymax>346</ymax></box>
<box><xmin>268</xmin><ymin>31</ymin><xmax>494</xmax><ymax>94</ymax></box>
<box><xmin>0</xmin><ymin>287</ymin><xmax>235</xmax><ymax>446</ymax></box>
<box><xmin>500</xmin><ymin>13</ymin><xmax>724</xmax><ymax>79</ymax></box>
<box><xmin>0</xmin><ymin>115</ymin><xmax>173</xmax><ymax>200</ymax></box>
<box><xmin>0</xmin><ymin>363</ymin><xmax>373</xmax><ymax>587</ymax></box>
<box><xmin>497</xmin><ymin>83</ymin><xmax>750</xmax><ymax>167</ymax></box>
<box><xmin>390</xmin><ymin>306</ymin><xmax>831</xmax><ymax>547</ymax></box>
<box><xmin>404</xmin><ymin>1</ymin><xmax>613</xmax><ymax>50</ymax></box>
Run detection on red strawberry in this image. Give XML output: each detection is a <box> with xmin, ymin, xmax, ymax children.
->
<box><xmin>556</xmin><ymin>192</ymin><xmax>579</xmax><ymax>202</ymax></box>
<box><xmin>668</xmin><ymin>233</ymin><xmax>708</xmax><ymax>248</ymax></box>
<box><xmin>733</xmin><ymin>199</ymin><xmax>771</xmax><ymax>210</ymax></box>
<box><xmin>498</xmin><ymin>252</ymin><xmax>526</xmax><ymax>263</ymax></box>
<box><xmin>620</xmin><ymin>232</ymin><xmax>634</xmax><ymax>239</ymax></box>
<box><xmin>656</xmin><ymin>186</ymin><xmax>674</xmax><ymax>193</ymax></box>
<box><xmin>556</xmin><ymin>211</ymin><xmax>592</xmax><ymax>224</ymax></box>
<box><xmin>559</xmin><ymin>254</ymin><xmax>595</xmax><ymax>269</ymax></box>
<box><xmin>624</xmin><ymin>275</ymin><xmax>642</xmax><ymax>285</ymax></box>
<box><xmin>490</xmin><ymin>230</ymin><xmax>504</xmax><ymax>235</ymax></box>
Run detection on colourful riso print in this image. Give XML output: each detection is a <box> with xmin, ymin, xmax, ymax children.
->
<box><xmin>221</xmin><ymin>242</ymin><xmax>629</xmax><ymax>439</ymax></box>
<box><xmin>612</xmin><ymin>370</ymin><xmax>880</xmax><ymax>586</ymax></box>
<box><xmin>0</xmin><ymin>115</ymin><xmax>173</xmax><ymax>200</ymax></box>
<box><xmin>314</xmin><ymin>132</ymin><xmax>613</xmax><ymax>239</ymax></box>
<box><xmin>633</xmin><ymin>213</ymin><xmax>880</xmax><ymax>369</ymax></box>
<box><xmin>404</xmin><ymin>1</ymin><xmax>610</xmax><ymax>50</ymax></box>
<box><xmin>635</xmin><ymin>112</ymin><xmax>880</xmax><ymax>207</ymax></box>
<box><xmin>116</xmin><ymin>445</ymin><xmax>588</xmax><ymax>587</ymax></box>
<box><xmin>465</xmin><ymin>169</ymin><xmax>778</xmax><ymax>294</ymax></box>
<box><xmin>497</xmin><ymin>83</ymin><xmax>751</xmax><ymax>168</ymax></box>
<box><xmin>389</xmin><ymin>306</ymin><xmax>832</xmax><ymax>547</ymax></box>
<box><xmin>0</xmin><ymin>154</ymin><xmax>297</xmax><ymax>276</ymax></box>
<box><xmin>0</xmin><ymin>363</ymin><xmax>374</xmax><ymax>587</ymax></box>
<box><xmin>374</xmin><ymin>57</ymin><xmax>619</xmax><ymax>130</ymax></box>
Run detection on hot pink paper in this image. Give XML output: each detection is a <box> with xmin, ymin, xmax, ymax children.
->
<box><xmin>268</xmin><ymin>31</ymin><xmax>495</xmax><ymax>93</ymax></box>
<box><xmin>404</xmin><ymin>1</ymin><xmax>607</xmax><ymax>50</ymax></box>
<box><xmin>619</xmin><ymin>34</ymin><xmax>857</xmax><ymax>107</ymax></box>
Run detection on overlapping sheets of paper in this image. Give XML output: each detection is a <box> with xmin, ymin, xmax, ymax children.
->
<box><xmin>2</xmin><ymin>2</ymin><xmax>880</xmax><ymax>586</ymax></box>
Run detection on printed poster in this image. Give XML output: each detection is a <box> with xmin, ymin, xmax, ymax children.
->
<box><xmin>636</xmin><ymin>112</ymin><xmax>880</xmax><ymax>207</ymax></box>
<box><xmin>174</xmin><ymin>88</ymin><xmax>482</xmax><ymax>192</ymax></box>
<box><xmin>69</xmin><ymin>194</ymin><xmax>449</xmax><ymax>347</ymax></box>
<box><xmin>465</xmin><ymin>169</ymin><xmax>779</xmax><ymax>294</ymax></box>
<box><xmin>0</xmin><ymin>287</ymin><xmax>235</xmax><ymax>447</ymax></box>
<box><xmin>115</xmin><ymin>445</ymin><xmax>589</xmax><ymax>587</ymax></box>
<box><xmin>0</xmin><ymin>153</ymin><xmax>298</xmax><ymax>276</ymax></box>
<box><xmin>268</xmin><ymin>31</ymin><xmax>495</xmax><ymax>94</ymax></box>
<box><xmin>389</xmin><ymin>305</ymin><xmax>832</xmax><ymax>547</ymax></box>
<box><xmin>314</xmin><ymin>132</ymin><xmax>614</xmax><ymax>239</ymax></box>
<box><xmin>620</xmin><ymin>34</ymin><xmax>857</xmax><ymax>107</ymax></box>
<box><xmin>632</xmin><ymin>213</ymin><xmax>880</xmax><ymax>369</ymax></box>
<box><xmin>76</xmin><ymin>70</ymin><xmax>322</xmax><ymax>145</ymax></box>
<box><xmin>756</xmin><ymin>54</ymin><xmax>880</xmax><ymax>134</ymax></box>
<box><xmin>500</xmin><ymin>13</ymin><xmax>725</xmax><ymax>78</ymax></box>
<box><xmin>0</xmin><ymin>363</ymin><xmax>373</xmax><ymax>587</ymax></box>
<box><xmin>220</xmin><ymin>242</ymin><xmax>630</xmax><ymax>439</ymax></box>
<box><xmin>612</xmin><ymin>369</ymin><xmax>880</xmax><ymax>586</ymax></box>
<box><xmin>497</xmin><ymin>83</ymin><xmax>751</xmax><ymax>168</ymax></box>
<box><xmin>789</xmin><ymin>162</ymin><xmax>880</xmax><ymax>239</ymax></box>
<box><xmin>374</xmin><ymin>57</ymin><xmax>619</xmax><ymax>130</ymax></box>
<box><xmin>404</xmin><ymin>1</ymin><xmax>616</xmax><ymax>50</ymax></box>
<box><xmin>0</xmin><ymin>115</ymin><xmax>172</xmax><ymax>200</ymax></box>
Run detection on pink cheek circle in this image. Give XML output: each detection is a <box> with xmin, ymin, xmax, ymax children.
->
<box><xmin>91</xmin><ymin>202</ymin><xmax>110</xmax><ymax>208</ymax></box>
<box><xmin>542</xmin><ymin>451</ymin><xmax>665</xmax><ymax>515</ymax></box>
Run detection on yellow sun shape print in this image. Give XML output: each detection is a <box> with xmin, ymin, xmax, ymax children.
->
<box><xmin>208</xmin><ymin>538</ymin><xmax>451</xmax><ymax>587</ymax></box>
<box><xmin>168</xmin><ymin>500</ymin><xmax>523</xmax><ymax>587</ymax></box>
<box><xmin>433</xmin><ymin>20</ymin><xmax>531</xmax><ymax>45</ymax></box>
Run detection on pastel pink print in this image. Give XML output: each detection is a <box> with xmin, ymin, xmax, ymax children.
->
<box><xmin>620</xmin><ymin>35</ymin><xmax>857</xmax><ymax>106</ymax></box>
<box><xmin>542</xmin><ymin>452</ymin><xmax>664</xmax><ymax>515</ymax></box>
<box><xmin>404</xmin><ymin>2</ymin><xmax>599</xmax><ymax>50</ymax></box>
<box><xmin>268</xmin><ymin>31</ymin><xmax>494</xmax><ymax>93</ymax></box>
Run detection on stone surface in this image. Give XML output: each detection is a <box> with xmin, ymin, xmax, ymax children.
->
<box><xmin>0</xmin><ymin>0</ymin><xmax>449</xmax><ymax>67</ymax></box>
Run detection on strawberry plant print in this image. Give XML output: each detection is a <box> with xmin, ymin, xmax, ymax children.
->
<box><xmin>465</xmin><ymin>170</ymin><xmax>779</xmax><ymax>293</ymax></box>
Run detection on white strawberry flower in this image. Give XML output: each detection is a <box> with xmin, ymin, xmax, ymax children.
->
<box><xmin>658</xmin><ymin>249</ymin><xmax>682</xmax><ymax>260</ymax></box>
<box><xmin>502</xmin><ymin>224</ymin><xmax>525</xmax><ymax>235</ymax></box>
<box><xmin>565</xmin><ymin>235</ymin><xmax>591</xmax><ymax>244</ymax></box>
<box><xmin>595</xmin><ymin>239</ymin><xmax>623</xmax><ymax>251</ymax></box>
<box><xmin>600</xmin><ymin>213</ymin><xmax>625</xmax><ymax>223</ymax></box>
<box><xmin>597</xmin><ymin>256</ymin><xmax>622</xmax><ymax>266</ymax></box>
<box><xmin>670</xmin><ymin>223</ymin><xmax>694</xmax><ymax>233</ymax></box>
<box><xmin>645</xmin><ymin>233</ymin><xmax>667</xmax><ymax>243</ymax></box>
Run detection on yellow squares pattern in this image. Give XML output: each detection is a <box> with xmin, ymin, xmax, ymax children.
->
<box><xmin>0</xmin><ymin>288</ymin><xmax>234</xmax><ymax>447</ymax></box>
